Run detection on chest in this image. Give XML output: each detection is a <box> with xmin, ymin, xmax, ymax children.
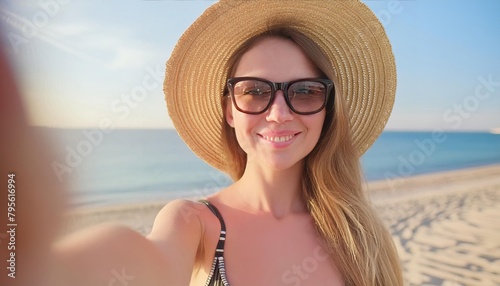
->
<box><xmin>196</xmin><ymin>212</ymin><xmax>344</xmax><ymax>286</ymax></box>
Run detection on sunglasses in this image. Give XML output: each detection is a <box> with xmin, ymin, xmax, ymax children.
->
<box><xmin>226</xmin><ymin>77</ymin><xmax>334</xmax><ymax>115</ymax></box>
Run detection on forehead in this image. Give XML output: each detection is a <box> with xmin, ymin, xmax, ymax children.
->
<box><xmin>233</xmin><ymin>37</ymin><xmax>321</xmax><ymax>81</ymax></box>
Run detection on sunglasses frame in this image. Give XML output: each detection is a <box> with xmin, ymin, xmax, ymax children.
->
<box><xmin>226</xmin><ymin>77</ymin><xmax>334</xmax><ymax>115</ymax></box>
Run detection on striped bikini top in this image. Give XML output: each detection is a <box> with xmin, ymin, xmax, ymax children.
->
<box><xmin>199</xmin><ymin>200</ymin><xmax>230</xmax><ymax>286</ymax></box>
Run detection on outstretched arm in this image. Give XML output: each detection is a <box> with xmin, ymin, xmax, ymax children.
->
<box><xmin>0</xmin><ymin>40</ymin><xmax>202</xmax><ymax>286</ymax></box>
<box><xmin>48</xmin><ymin>199</ymin><xmax>202</xmax><ymax>286</ymax></box>
<box><xmin>49</xmin><ymin>224</ymin><xmax>169</xmax><ymax>286</ymax></box>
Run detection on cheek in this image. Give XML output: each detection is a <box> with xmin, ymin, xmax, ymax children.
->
<box><xmin>308</xmin><ymin>112</ymin><xmax>326</xmax><ymax>132</ymax></box>
<box><xmin>230</xmin><ymin>110</ymin><xmax>257</xmax><ymax>150</ymax></box>
<box><xmin>231</xmin><ymin>105</ymin><xmax>261</xmax><ymax>132</ymax></box>
<box><xmin>305</xmin><ymin>113</ymin><xmax>326</xmax><ymax>144</ymax></box>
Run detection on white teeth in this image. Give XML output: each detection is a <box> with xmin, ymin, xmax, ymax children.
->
<box><xmin>263</xmin><ymin>135</ymin><xmax>294</xmax><ymax>142</ymax></box>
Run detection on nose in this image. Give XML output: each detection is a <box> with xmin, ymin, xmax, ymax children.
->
<box><xmin>266</xmin><ymin>90</ymin><xmax>294</xmax><ymax>123</ymax></box>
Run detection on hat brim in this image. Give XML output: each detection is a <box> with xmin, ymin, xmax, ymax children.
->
<box><xmin>164</xmin><ymin>0</ymin><xmax>396</xmax><ymax>172</ymax></box>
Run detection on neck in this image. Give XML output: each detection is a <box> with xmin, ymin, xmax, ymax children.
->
<box><xmin>232</xmin><ymin>161</ymin><xmax>307</xmax><ymax>218</ymax></box>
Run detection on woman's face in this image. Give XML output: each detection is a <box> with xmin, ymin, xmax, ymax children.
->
<box><xmin>226</xmin><ymin>37</ymin><xmax>326</xmax><ymax>172</ymax></box>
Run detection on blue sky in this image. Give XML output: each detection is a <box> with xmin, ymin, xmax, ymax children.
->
<box><xmin>1</xmin><ymin>0</ymin><xmax>499</xmax><ymax>131</ymax></box>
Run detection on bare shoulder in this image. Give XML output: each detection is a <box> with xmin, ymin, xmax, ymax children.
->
<box><xmin>147</xmin><ymin>198</ymin><xmax>226</xmax><ymax>264</ymax></box>
<box><xmin>147</xmin><ymin>199</ymin><xmax>213</xmax><ymax>258</ymax></box>
<box><xmin>148</xmin><ymin>199</ymin><xmax>207</xmax><ymax>240</ymax></box>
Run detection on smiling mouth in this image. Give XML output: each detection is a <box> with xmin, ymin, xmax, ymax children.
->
<box><xmin>260</xmin><ymin>133</ymin><xmax>299</xmax><ymax>143</ymax></box>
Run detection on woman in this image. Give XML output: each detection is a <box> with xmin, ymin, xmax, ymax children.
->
<box><xmin>51</xmin><ymin>1</ymin><xmax>403</xmax><ymax>285</ymax></box>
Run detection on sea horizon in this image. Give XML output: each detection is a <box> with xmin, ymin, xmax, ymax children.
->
<box><xmin>35</xmin><ymin>127</ymin><xmax>500</xmax><ymax>208</ymax></box>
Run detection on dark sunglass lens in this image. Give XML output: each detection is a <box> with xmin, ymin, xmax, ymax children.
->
<box><xmin>288</xmin><ymin>81</ymin><xmax>326</xmax><ymax>113</ymax></box>
<box><xmin>232</xmin><ymin>79</ymin><xmax>272</xmax><ymax>113</ymax></box>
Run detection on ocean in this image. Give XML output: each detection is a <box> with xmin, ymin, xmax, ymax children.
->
<box><xmin>42</xmin><ymin>128</ymin><xmax>500</xmax><ymax>208</ymax></box>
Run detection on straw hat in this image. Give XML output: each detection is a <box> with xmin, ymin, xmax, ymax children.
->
<box><xmin>164</xmin><ymin>0</ymin><xmax>396</xmax><ymax>172</ymax></box>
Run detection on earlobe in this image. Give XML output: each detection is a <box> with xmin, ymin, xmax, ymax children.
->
<box><xmin>225</xmin><ymin>100</ymin><xmax>234</xmax><ymax>128</ymax></box>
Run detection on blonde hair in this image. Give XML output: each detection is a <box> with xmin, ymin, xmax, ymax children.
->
<box><xmin>220</xmin><ymin>28</ymin><xmax>403</xmax><ymax>286</ymax></box>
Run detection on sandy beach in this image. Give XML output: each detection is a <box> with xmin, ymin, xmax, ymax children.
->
<box><xmin>62</xmin><ymin>164</ymin><xmax>500</xmax><ymax>286</ymax></box>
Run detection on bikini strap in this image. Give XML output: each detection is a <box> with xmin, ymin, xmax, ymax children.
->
<box><xmin>199</xmin><ymin>199</ymin><xmax>227</xmax><ymax>257</ymax></box>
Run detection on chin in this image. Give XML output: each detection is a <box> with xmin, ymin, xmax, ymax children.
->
<box><xmin>263</xmin><ymin>158</ymin><xmax>305</xmax><ymax>172</ymax></box>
